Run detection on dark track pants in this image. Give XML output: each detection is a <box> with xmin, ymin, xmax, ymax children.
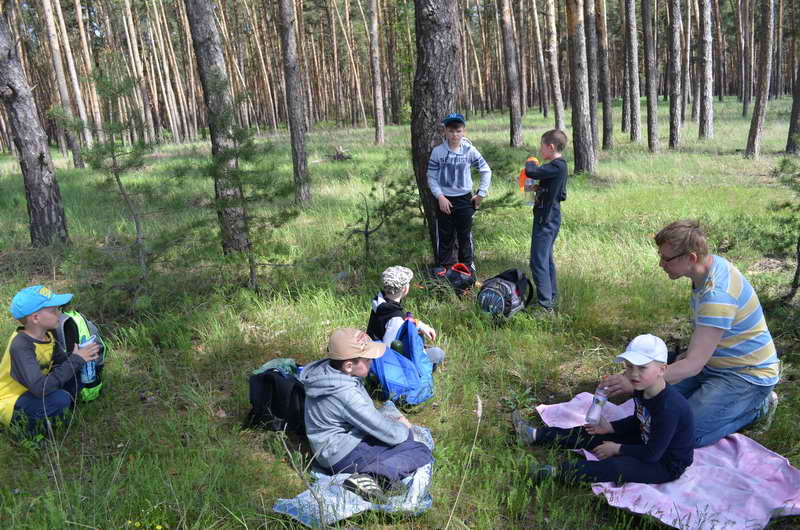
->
<box><xmin>529</xmin><ymin>208</ymin><xmax>561</xmax><ymax>309</ymax></box>
<box><xmin>329</xmin><ymin>431</ymin><xmax>433</xmax><ymax>484</ymax></box>
<box><xmin>435</xmin><ymin>193</ymin><xmax>475</xmax><ymax>267</ymax></box>
<box><xmin>538</xmin><ymin>426</ymin><xmax>681</xmax><ymax>485</ymax></box>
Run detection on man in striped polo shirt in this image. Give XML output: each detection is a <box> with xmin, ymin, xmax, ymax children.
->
<box><xmin>606</xmin><ymin>220</ymin><xmax>779</xmax><ymax>447</ymax></box>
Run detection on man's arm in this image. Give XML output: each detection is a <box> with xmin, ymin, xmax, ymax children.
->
<box><xmin>665</xmin><ymin>325</ymin><xmax>724</xmax><ymax>384</ymax></box>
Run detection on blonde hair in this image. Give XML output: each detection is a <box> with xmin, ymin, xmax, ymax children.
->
<box><xmin>654</xmin><ymin>220</ymin><xmax>709</xmax><ymax>259</ymax></box>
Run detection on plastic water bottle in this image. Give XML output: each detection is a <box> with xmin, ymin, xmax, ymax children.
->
<box><xmin>585</xmin><ymin>385</ymin><xmax>609</xmax><ymax>425</ymax></box>
<box><xmin>79</xmin><ymin>335</ymin><xmax>97</xmax><ymax>384</ymax></box>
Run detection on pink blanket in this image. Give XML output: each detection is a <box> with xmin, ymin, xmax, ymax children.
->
<box><xmin>536</xmin><ymin>392</ymin><xmax>800</xmax><ymax>529</ymax></box>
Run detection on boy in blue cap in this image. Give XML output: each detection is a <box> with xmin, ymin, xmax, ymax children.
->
<box><xmin>1</xmin><ymin>285</ymin><xmax>99</xmax><ymax>437</ymax></box>
<box><xmin>427</xmin><ymin>113</ymin><xmax>492</xmax><ymax>272</ymax></box>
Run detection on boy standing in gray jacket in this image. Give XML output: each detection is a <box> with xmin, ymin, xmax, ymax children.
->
<box><xmin>300</xmin><ymin>328</ymin><xmax>433</xmax><ymax>500</ymax></box>
<box><xmin>427</xmin><ymin>113</ymin><xmax>492</xmax><ymax>271</ymax></box>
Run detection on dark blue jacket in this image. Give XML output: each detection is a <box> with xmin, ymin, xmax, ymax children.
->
<box><xmin>525</xmin><ymin>157</ymin><xmax>567</xmax><ymax>224</ymax></box>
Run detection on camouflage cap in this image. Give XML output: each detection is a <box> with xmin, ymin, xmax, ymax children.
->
<box><xmin>381</xmin><ymin>266</ymin><xmax>413</xmax><ymax>293</ymax></box>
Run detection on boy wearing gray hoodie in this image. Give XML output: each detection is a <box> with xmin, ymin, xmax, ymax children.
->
<box><xmin>300</xmin><ymin>328</ymin><xmax>433</xmax><ymax>500</ymax></box>
<box><xmin>427</xmin><ymin>113</ymin><xmax>492</xmax><ymax>271</ymax></box>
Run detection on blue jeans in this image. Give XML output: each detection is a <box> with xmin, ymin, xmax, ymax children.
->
<box><xmin>672</xmin><ymin>368</ymin><xmax>773</xmax><ymax>447</ymax></box>
<box><xmin>529</xmin><ymin>209</ymin><xmax>561</xmax><ymax>309</ymax></box>
<box><xmin>10</xmin><ymin>377</ymin><xmax>79</xmax><ymax>437</ymax></box>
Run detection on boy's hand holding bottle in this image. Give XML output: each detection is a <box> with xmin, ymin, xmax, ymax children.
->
<box><xmin>73</xmin><ymin>340</ymin><xmax>100</xmax><ymax>362</ymax></box>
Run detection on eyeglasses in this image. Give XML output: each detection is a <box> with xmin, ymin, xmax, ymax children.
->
<box><xmin>659</xmin><ymin>251</ymin><xmax>688</xmax><ymax>263</ymax></box>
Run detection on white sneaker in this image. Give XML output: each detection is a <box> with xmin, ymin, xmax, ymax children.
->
<box><xmin>751</xmin><ymin>391</ymin><xmax>778</xmax><ymax>434</ymax></box>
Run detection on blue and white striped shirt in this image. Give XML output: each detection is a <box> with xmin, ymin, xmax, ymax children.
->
<box><xmin>691</xmin><ymin>255</ymin><xmax>779</xmax><ymax>386</ymax></box>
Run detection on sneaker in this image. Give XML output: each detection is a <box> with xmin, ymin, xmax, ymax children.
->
<box><xmin>529</xmin><ymin>464</ymin><xmax>556</xmax><ymax>483</ymax></box>
<box><xmin>342</xmin><ymin>473</ymin><xmax>386</xmax><ymax>503</ymax></box>
<box><xmin>756</xmin><ymin>391</ymin><xmax>779</xmax><ymax>432</ymax></box>
<box><xmin>511</xmin><ymin>410</ymin><xmax>539</xmax><ymax>446</ymax></box>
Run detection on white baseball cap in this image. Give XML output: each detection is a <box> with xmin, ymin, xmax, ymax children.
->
<box><xmin>614</xmin><ymin>334</ymin><xmax>668</xmax><ymax>365</ymax></box>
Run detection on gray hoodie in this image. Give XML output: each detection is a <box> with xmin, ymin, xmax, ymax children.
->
<box><xmin>299</xmin><ymin>358</ymin><xmax>409</xmax><ymax>468</ymax></box>
<box><xmin>426</xmin><ymin>138</ymin><xmax>492</xmax><ymax>199</ymax></box>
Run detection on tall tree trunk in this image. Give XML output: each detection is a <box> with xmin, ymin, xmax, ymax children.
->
<box><xmin>544</xmin><ymin>0</ymin><xmax>566</xmax><ymax>130</ymax></box>
<box><xmin>74</xmin><ymin>0</ymin><xmax>104</xmax><ymax>142</ymax></box>
<box><xmin>745</xmin><ymin>0</ymin><xmax>774</xmax><ymax>157</ymax></box>
<box><xmin>184</xmin><ymin>0</ymin><xmax>254</xmax><ymax>256</ymax></box>
<box><xmin>643</xmin><ymin>0</ymin><xmax>660</xmax><ymax>151</ymax></box>
<box><xmin>621</xmin><ymin>0</ymin><xmax>630</xmax><ymax>132</ymax></box>
<box><xmin>742</xmin><ymin>0</ymin><xmax>753</xmax><ymax>115</ymax></box>
<box><xmin>367</xmin><ymin>0</ymin><xmax>385</xmax><ymax>144</ymax></box>
<box><xmin>123</xmin><ymin>0</ymin><xmax>156</xmax><ymax>143</ymax></box>
<box><xmin>712</xmin><ymin>0</ymin><xmax>726</xmax><ymax>100</ymax></box>
<box><xmin>787</xmin><ymin>59</ymin><xmax>800</xmax><ymax>153</ymax></box>
<box><xmin>501</xmin><ymin>0</ymin><xmax>522</xmax><ymax>146</ymax></box>
<box><xmin>278</xmin><ymin>0</ymin><xmax>312</xmax><ymax>202</ymax></box>
<box><xmin>53</xmin><ymin>0</ymin><xmax>92</xmax><ymax>147</ymax></box>
<box><xmin>774</xmin><ymin>0</ymin><xmax>783</xmax><ymax>97</ymax></box>
<box><xmin>41</xmin><ymin>0</ymin><xmax>84</xmax><ymax>168</ymax></box>
<box><xmin>596</xmin><ymin>0</ymin><xmax>613</xmax><ymax>149</ymax></box>
<box><xmin>669</xmin><ymin>0</ymin><xmax>684</xmax><ymax>148</ymax></box>
<box><xmin>411</xmin><ymin>0</ymin><xmax>460</xmax><ymax>258</ymax></box>
<box><xmin>532</xmin><ymin>0</ymin><xmax>549</xmax><ymax>117</ymax></box>
<box><xmin>625</xmin><ymin>0</ymin><xmax>642</xmax><ymax>141</ymax></box>
<box><xmin>698</xmin><ymin>0</ymin><xmax>715</xmax><ymax>137</ymax></box>
<box><xmin>584</xmin><ymin>0</ymin><xmax>599</xmax><ymax>154</ymax></box>
<box><xmin>0</xmin><ymin>14</ymin><xmax>70</xmax><ymax>247</ymax></box>
<box><xmin>566</xmin><ymin>0</ymin><xmax>597</xmax><ymax>174</ymax></box>
<box><xmin>682</xmin><ymin>0</ymin><xmax>692</xmax><ymax>121</ymax></box>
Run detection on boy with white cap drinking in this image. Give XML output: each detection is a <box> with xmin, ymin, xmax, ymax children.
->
<box><xmin>512</xmin><ymin>334</ymin><xmax>695</xmax><ymax>485</ymax></box>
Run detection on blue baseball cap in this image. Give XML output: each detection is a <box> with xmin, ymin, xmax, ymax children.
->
<box><xmin>10</xmin><ymin>285</ymin><xmax>73</xmax><ymax>319</ymax></box>
<box><xmin>442</xmin><ymin>113</ymin><xmax>466</xmax><ymax>126</ymax></box>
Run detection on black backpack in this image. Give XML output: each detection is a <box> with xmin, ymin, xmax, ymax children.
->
<box><xmin>243</xmin><ymin>369</ymin><xmax>306</xmax><ymax>433</ymax></box>
<box><xmin>477</xmin><ymin>268</ymin><xmax>533</xmax><ymax>318</ymax></box>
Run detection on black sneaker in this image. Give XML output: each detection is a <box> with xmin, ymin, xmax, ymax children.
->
<box><xmin>529</xmin><ymin>464</ymin><xmax>556</xmax><ymax>483</ymax></box>
<box><xmin>511</xmin><ymin>410</ymin><xmax>539</xmax><ymax>445</ymax></box>
<box><xmin>342</xmin><ymin>473</ymin><xmax>386</xmax><ymax>503</ymax></box>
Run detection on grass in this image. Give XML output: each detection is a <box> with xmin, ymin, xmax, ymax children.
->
<box><xmin>0</xmin><ymin>96</ymin><xmax>798</xmax><ymax>529</ymax></box>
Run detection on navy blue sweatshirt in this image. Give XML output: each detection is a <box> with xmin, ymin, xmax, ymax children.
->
<box><xmin>611</xmin><ymin>384</ymin><xmax>695</xmax><ymax>476</ymax></box>
<box><xmin>525</xmin><ymin>157</ymin><xmax>568</xmax><ymax>224</ymax></box>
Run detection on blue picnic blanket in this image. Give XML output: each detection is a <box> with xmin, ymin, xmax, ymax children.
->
<box><xmin>273</xmin><ymin>402</ymin><xmax>434</xmax><ymax>528</ymax></box>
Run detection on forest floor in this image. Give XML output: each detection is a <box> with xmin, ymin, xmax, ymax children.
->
<box><xmin>0</xmin><ymin>98</ymin><xmax>798</xmax><ymax>529</ymax></box>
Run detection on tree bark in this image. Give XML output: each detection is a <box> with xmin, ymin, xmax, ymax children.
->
<box><xmin>566</xmin><ymin>0</ymin><xmax>597</xmax><ymax>174</ymax></box>
<box><xmin>0</xmin><ymin>14</ymin><xmax>70</xmax><ymax>247</ymax></box>
<box><xmin>625</xmin><ymin>0</ymin><xmax>642</xmax><ymax>141</ymax></box>
<box><xmin>411</xmin><ymin>0</ymin><xmax>460</xmax><ymax>258</ymax></box>
<box><xmin>669</xmin><ymin>0</ymin><xmax>684</xmax><ymax>148</ymax></box>
<box><xmin>699</xmin><ymin>0</ymin><xmax>715</xmax><ymax>137</ymax></box>
<box><xmin>367</xmin><ymin>0</ymin><xmax>385</xmax><ymax>144</ymax></box>
<box><xmin>531</xmin><ymin>0</ymin><xmax>549</xmax><ymax>117</ymax></box>
<box><xmin>596</xmin><ymin>0</ymin><xmax>613</xmax><ymax>149</ymax></box>
<box><xmin>584</xmin><ymin>0</ymin><xmax>599</xmax><ymax>154</ymax></box>
<box><xmin>184</xmin><ymin>0</ymin><xmax>254</xmax><ymax>254</ymax></box>
<box><xmin>744</xmin><ymin>0</ymin><xmax>774</xmax><ymax>157</ymax></box>
<box><xmin>278</xmin><ymin>0</ymin><xmax>312</xmax><ymax>202</ymax></box>
<box><xmin>41</xmin><ymin>0</ymin><xmax>84</xmax><ymax>168</ymax></box>
<box><xmin>53</xmin><ymin>0</ymin><xmax>92</xmax><ymax>147</ymax></box>
<box><xmin>544</xmin><ymin>0</ymin><xmax>566</xmax><ymax>130</ymax></box>
<box><xmin>74</xmin><ymin>0</ymin><xmax>104</xmax><ymax>142</ymax></box>
<box><xmin>500</xmin><ymin>0</ymin><xmax>522</xmax><ymax>146</ymax></box>
<box><xmin>643</xmin><ymin>0</ymin><xmax>660</xmax><ymax>151</ymax></box>
<box><xmin>787</xmin><ymin>58</ymin><xmax>800</xmax><ymax>153</ymax></box>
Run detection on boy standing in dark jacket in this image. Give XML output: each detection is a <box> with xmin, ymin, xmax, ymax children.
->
<box><xmin>524</xmin><ymin>129</ymin><xmax>568</xmax><ymax>311</ymax></box>
<box><xmin>513</xmin><ymin>334</ymin><xmax>695</xmax><ymax>485</ymax></box>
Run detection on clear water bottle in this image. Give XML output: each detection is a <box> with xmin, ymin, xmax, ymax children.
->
<box><xmin>79</xmin><ymin>335</ymin><xmax>97</xmax><ymax>384</ymax></box>
<box><xmin>585</xmin><ymin>385</ymin><xmax>609</xmax><ymax>425</ymax></box>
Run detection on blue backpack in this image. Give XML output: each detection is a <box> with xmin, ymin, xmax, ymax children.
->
<box><xmin>369</xmin><ymin>319</ymin><xmax>434</xmax><ymax>405</ymax></box>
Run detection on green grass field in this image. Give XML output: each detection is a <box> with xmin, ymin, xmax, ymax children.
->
<box><xmin>0</xmin><ymin>98</ymin><xmax>798</xmax><ymax>529</ymax></box>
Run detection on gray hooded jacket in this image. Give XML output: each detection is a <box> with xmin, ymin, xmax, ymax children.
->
<box><xmin>299</xmin><ymin>358</ymin><xmax>409</xmax><ymax>468</ymax></box>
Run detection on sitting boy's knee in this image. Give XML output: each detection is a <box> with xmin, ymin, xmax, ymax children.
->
<box><xmin>46</xmin><ymin>390</ymin><xmax>73</xmax><ymax>415</ymax></box>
